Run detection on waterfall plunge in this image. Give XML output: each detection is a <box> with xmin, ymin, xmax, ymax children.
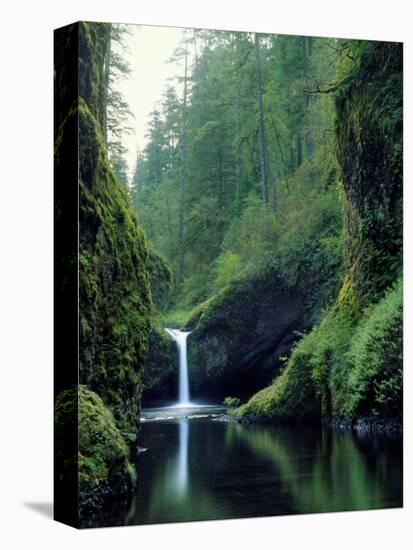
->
<box><xmin>165</xmin><ymin>328</ymin><xmax>192</xmax><ymax>407</ymax></box>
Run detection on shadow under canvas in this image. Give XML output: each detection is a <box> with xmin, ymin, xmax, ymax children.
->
<box><xmin>24</xmin><ymin>502</ymin><xmax>53</xmax><ymax>519</ymax></box>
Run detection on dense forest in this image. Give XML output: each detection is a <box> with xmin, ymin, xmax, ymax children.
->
<box><xmin>55</xmin><ymin>22</ymin><xmax>402</xmax><ymax>520</ymax></box>
<box><xmin>129</xmin><ymin>29</ymin><xmax>402</xmax><ymax>422</ymax></box>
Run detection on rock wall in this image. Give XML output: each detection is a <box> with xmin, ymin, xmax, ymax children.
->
<box><xmin>188</xmin><ymin>270</ymin><xmax>312</xmax><ymax>402</ymax></box>
<box><xmin>142</xmin><ymin>327</ymin><xmax>178</xmax><ymax>405</ymax></box>
<box><xmin>335</xmin><ymin>41</ymin><xmax>403</xmax><ymax>306</ymax></box>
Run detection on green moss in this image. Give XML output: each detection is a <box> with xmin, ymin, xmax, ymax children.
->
<box><xmin>335</xmin><ymin>41</ymin><xmax>403</xmax><ymax>306</ymax></box>
<box><xmin>344</xmin><ymin>278</ymin><xmax>403</xmax><ymax>418</ymax></box>
<box><xmin>143</xmin><ymin>323</ymin><xmax>178</xmax><ymax>404</ymax></box>
<box><xmin>238</xmin><ymin>280</ymin><xmax>402</xmax><ymax>423</ymax></box>
<box><xmin>162</xmin><ymin>294</ymin><xmax>218</xmax><ymax>330</ymax></box>
<box><xmin>236</xmin><ymin>304</ymin><xmax>352</xmax><ymax>420</ymax></box>
<box><xmin>146</xmin><ymin>249</ymin><xmax>172</xmax><ymax>309</ymax></box>
<box><xmin>335</xmin><ymin>275</ymin><xmax>360</xmax><ymax>323</ymax></box>
<box><xmin>78</xmin><ymin>22</ymin><xmax>111</xmax><ymax>126</ymax></box>
<box><xmin>236</xmin><ymin>341</ymin><xmax>319</xmax><ymax>421</ymax></box>
<box><xmin>55</xmin><ymin>386</ymin><xmax>135</xmax><ymax>500</ymax></box>
<box><xmin>77</xmin><ymin>80</ymin><xmax>152</xmax><ymax>439</ymax></box>
<box><xmin>162</xmin><ymin>308</ymin><xmax>196</xmax><ymax>329</ymax></box>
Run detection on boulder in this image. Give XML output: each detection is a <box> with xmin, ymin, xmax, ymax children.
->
<box><xmin>187</xmin><ymin>269</ymin><xmax>311</xmax><ymax>402</ymax></box>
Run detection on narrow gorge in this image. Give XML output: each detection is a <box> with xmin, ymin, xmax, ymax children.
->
<box><xmin>54</xmin><ymin>22</ymin><xmax>403</xmax><ymax>527</ymax></box>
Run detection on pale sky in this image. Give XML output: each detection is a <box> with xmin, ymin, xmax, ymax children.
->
<box><xmin>113</xmin><ymin>24</ymin><xmax>186</xmax><ymax>180</ymax></box>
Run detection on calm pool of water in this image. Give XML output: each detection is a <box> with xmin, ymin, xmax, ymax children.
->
<box><xmin>87</xmin><ymin>406</ymin><xmax>403</xmax><ymax>527</ymax></box>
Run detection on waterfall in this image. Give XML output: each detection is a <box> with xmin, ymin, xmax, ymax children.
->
<box><xmin>165</xmin><ymin>328</ymin><xmax>192</xmax><ymax>406</ymax></box>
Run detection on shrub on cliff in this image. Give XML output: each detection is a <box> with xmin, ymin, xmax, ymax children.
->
<box><xmin>344</xmin><ymin>278</ymin><xmax>403</xmax><ymax>418</ymax></box>
<box><xmin>236</xmin><ymin>336</ymin><xmax>320</xmax><ymax>421</ymax></box>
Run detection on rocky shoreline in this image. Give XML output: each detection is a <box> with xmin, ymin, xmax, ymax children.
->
<box><xmin>232</xmin><ymin>413</ymin><xmax>402</xmax><ymax>434</ymax></box>
<box><xmin>325</xmin><ymin>415</ymin><xmax>402</xmax><ymax>434</ymax></box>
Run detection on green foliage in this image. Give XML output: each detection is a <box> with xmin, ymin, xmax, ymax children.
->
<box><xmin>344</xmin><ymin>278</ymin><xmax>403</xmax><ymax>417</ymax></box>
<box><xmin>143</xmin><ymin>324</ymin><xmax>178</xmax><ymax>403</ymax></box>
<box><xmin>110</xmin><ymin>148</ymin><xmax>129</xmax><ymax>187</ymax></box>
<box><xmin>335</xmin><ymin>41</ymin><xmax>403</xmax><ymax>306</ymax></box>
<box><xmin>223</xmin><ymin>396</ymin><xmax>241</xmax><ymax>408</ymax></box>
<box><xmin>100</xmin><ymin>26</ymin><xmax>403</xmax><ymax>427</ymax></box>
<box><xmin>214</xmin><ymin>251</ymin><xmax>242</xmax><ymax>289</ymax></box>
<box><xmin>132</xmin><ymin>33</ymin><xmax>342</xmax><ymax>311</ymax></box>
<box><xmin>311</xmin><ymin>277</ymin><xmax>403</xmax><ymax>418</ymax></box>
<box><xmin>162</xmin><ymin>306</ymin><xmax>200</xmax><ymax>329</ymax></box>
<box><xmin>146</xmin><ymin>249</ymin><xmax>173</xmax><ymax>309</ymax></box>
<box><xmin>309</xmin><ymin>308</ymin><xmax>355</xmax><ymax>416</ymax></box>
<box><xmin>217</xmin><ymin>191</ymin><xmax>278</xmax><ymax>279</ymax></box>
<box><xmin>178</xmin><ymin>267</ymin><xmax>215</xmax><ymax>310</ymax></box>
<box><xmin>235</xmin><ymin>41</ymin><xmax>403</xmax><ymax>424</ymax></box>
<box><xmin>238</xmin><ymin>278</ymin><xmax>403</xmax><ymax>422</ymax></box>
<box><xmin>216</xmin><ymin>158</ymin><xmax>343</xmax><ymax>301</ymax></box>
<box><xmin>235</xmin><ymin>337</ymin><xmax>320</xmax><ymax>420</ymax></box>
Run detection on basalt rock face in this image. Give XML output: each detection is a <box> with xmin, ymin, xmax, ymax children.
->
<box><xmin>188</xmin><ymin>270</ymin><xmax>312</xmax><ymax>402</ymax></box>
<box><xmin>142</xmin><ymin>327</ymin><xmax>178</xmax><ymax>406</ymax></box>
<box><xmin>335</xmin><ymin>41</ymin><xmax>403</xmax><ymax>306</ymax></box>
<box><xmin>141</xmin><ymin>250</ymin><xmax>176</xmax><ymax>406</ymax></box>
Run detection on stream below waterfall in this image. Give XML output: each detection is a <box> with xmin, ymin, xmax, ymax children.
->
<box><xmin>82</xmin><ymin>327</ymin><xmax>403</xmax><ymax>527</ymax></box>
<box><xmin>84</xmin><ymin>405</ymin><xmax>402</xmax><ymax>527</ymax></box>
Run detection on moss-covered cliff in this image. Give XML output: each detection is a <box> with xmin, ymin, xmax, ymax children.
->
<box><xmin>76</xmin><ymin>23</ymin><xmax>152</xmax><ymax>438</ymax></box>
<box><xmin>140</xmin><ymin>250</ymin><xmax>177</xmax><ymax>405</ymax></box>
<box><xmin>336</xmin><ymin>41</ymin><xmax>403</xmax><ymax>306</ymax></box>
<box><xmin>237</xmin><ymin>41</ymin><xmax>403</xmax><ymax>427</ymax></box>
<box><xmin>55</xmin><ymin>386</ymin><xmax>136</xmax><ymax>514</ymax></box>
<box><xmin>146</xmin><ymin>249</ymin><xmax>173</xmax><ymax>310</ymax></box>
<box><xmin>77</xmin><ymin>95</ymin><xmax>151</xmax><ymax>437</ymax></box>
<box><xmin>55</xmin><ymin>22</ymin><xmax>152</xmax><ymax>516</ymax></box>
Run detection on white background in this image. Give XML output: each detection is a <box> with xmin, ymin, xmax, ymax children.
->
<box><xmin>0</xmin><ymin>0</ymin><xmax>411</xmax><ymax>548</ymax></box>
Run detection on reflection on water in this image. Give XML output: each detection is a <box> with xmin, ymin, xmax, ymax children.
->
<box><xmin>230</xmin><ymin>422</ymin><xmax>402</xmax><ymax>514</ymax></box>
<box><xmin>176</xmin><ymin>420</ymin><xmax>189</xmax><ymax>494</ymax></box>
<box><xmin>90</xmin><ymin>407</ymin><xmax>403</xmax><ymax>527</ymax></box>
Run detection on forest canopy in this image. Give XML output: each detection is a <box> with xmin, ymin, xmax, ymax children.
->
<box><xmin>109</xmin><ymin>30</ymin><xmax>348</xmax><ymax>313</ymax></box>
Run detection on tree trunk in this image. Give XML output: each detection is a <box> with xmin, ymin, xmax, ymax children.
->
<box><xmin>178</xmin><ymin>45</ymin><xmax>188</xmax><ymax>279</ymax></box>
<box><xmin>254</xmin><ymin>33</ymin><xmax>269</xmax><ymax>203</ymax></box>
<box><xmin>296</xmin><ymin>134</ymin><xmax>302</xmax><ymax>167</ymax></box>
<box><xmin>235</xmin><ymin>79</ymin><xmax>242</xmax><ymax>212</ymax></box>
<box><xmin>289</xmin><ymin>144</ymin><xmax>295</xmax><ymax>172</ymax></box>
<box><xmin>102</xmin><ymin>29</ymin><xmax>111</xmax><ymax>147</ymax></box>
<box><xmin>193</xmin><ymin>29</ymin><xmax>198</xmax><ymax>64</ymax></box>
<box><xmin>218</xmin><ymin>149</ymin><xmax>225</xmax><ymax>242</ymax></box>
<box><xmin>302</xmin><ymin>36</ymin><xmax>314</xmax><ymax>160</ymax></box>
<box><xmin>271</xmin><ymin>172</ymin><xmax>277</xmax><ymax>213</ymax></box>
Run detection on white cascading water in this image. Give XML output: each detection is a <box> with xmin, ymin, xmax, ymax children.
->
<box><xmin>165</xmin><ymin>328</ymin><xmax>192</xmax><ymax>406</ymax></box>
